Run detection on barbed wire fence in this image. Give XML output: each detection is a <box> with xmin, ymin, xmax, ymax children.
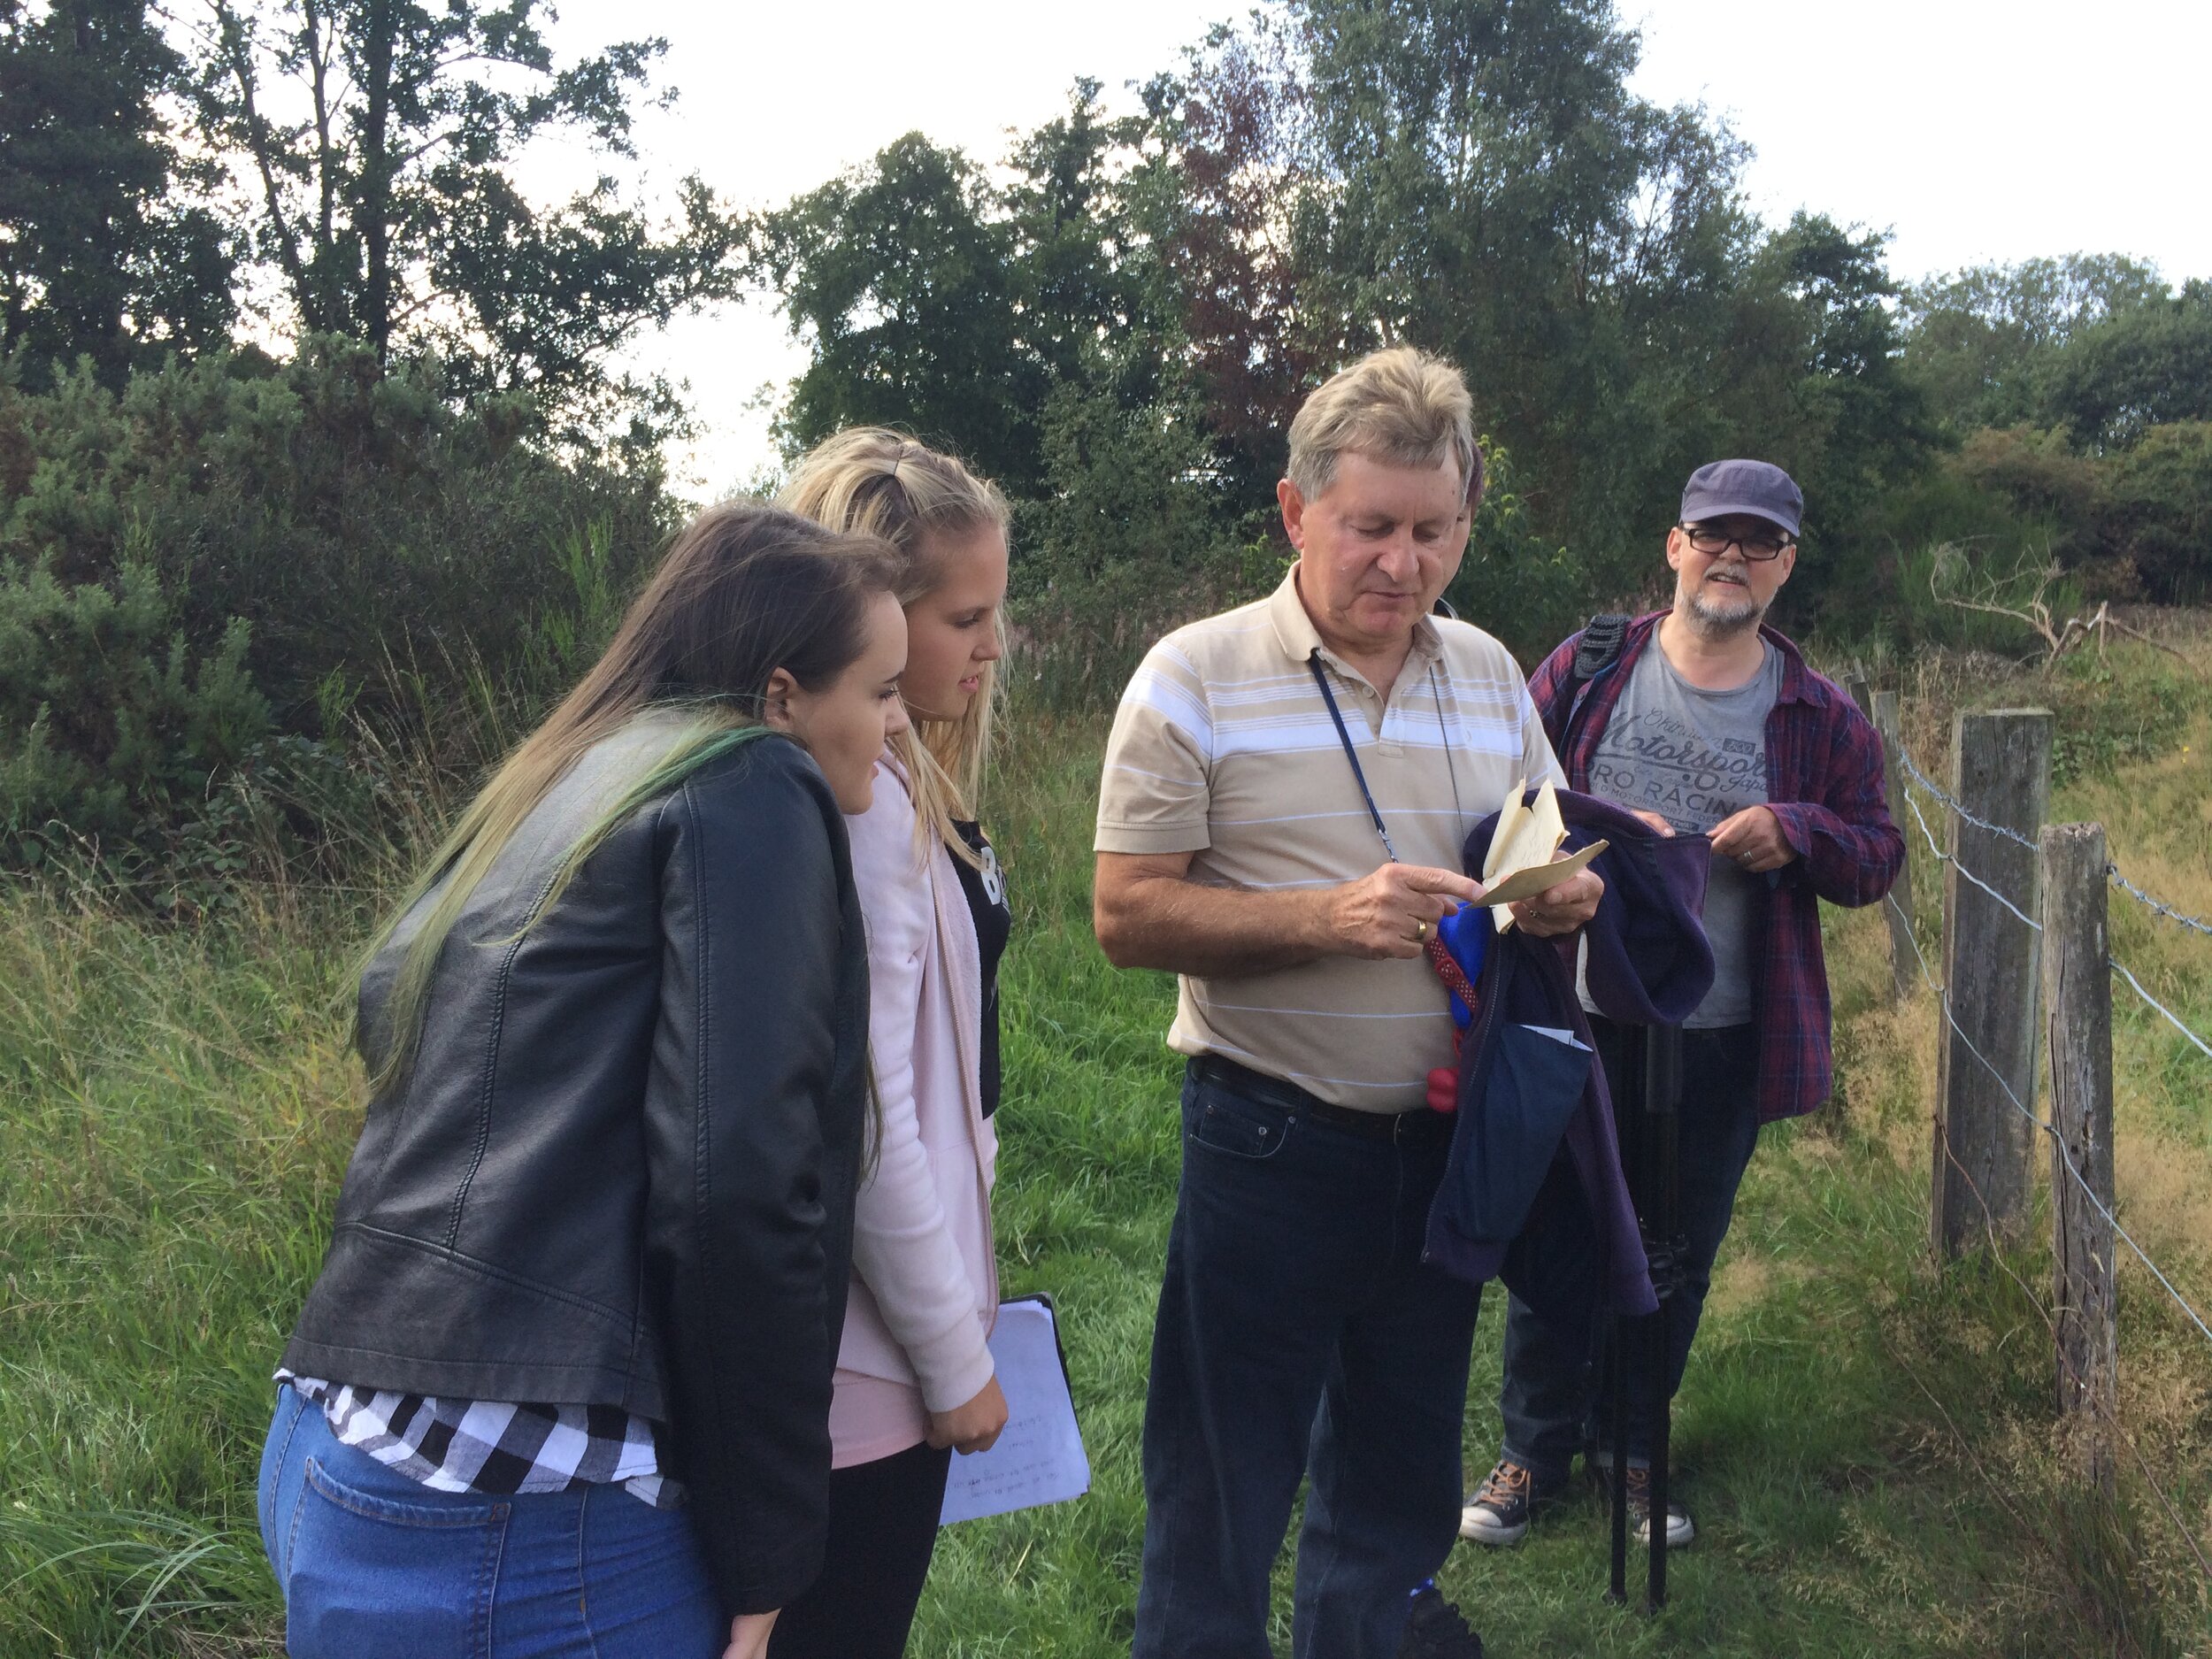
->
<box><xmin>1854</xmin><ymin>687</ymin><xmax>2212</xmax><ymax>1593</ymax></box>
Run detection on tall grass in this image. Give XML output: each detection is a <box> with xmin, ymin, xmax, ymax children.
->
<box><xmin>3</xmin><ymin>641</ymin><xmax>2208</xmax><ymax>1655</ymax></box>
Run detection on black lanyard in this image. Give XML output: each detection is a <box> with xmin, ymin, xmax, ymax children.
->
<box><xmin>1307</xmin><ymin>649</ymin><xmax>1402</xmax><ymax>864</ymax></box>
<box><xmin>1306</xmin><ymin>647</ymin><xmax>1470</xmax><ymax>870</ymax></box>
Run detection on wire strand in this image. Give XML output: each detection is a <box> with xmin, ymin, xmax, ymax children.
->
<box><xmin>1885</xmin><ymin>892</ymin><xmax>2212</xmax><ymax>1355</ymax></box>
<box><xmin>1896</xmin><ymin>746</ymin><xmax>2040</xmax><ymax>851</ymax></box>
<box><xmin>1898</xmin><ymin>774</ymin><xmax>2044</xmax><ymax>933</ymax></box>
<box><xmin>2108</xmin><ymin>956</ymin><xmax>2212</xmax><ymax>1063</ymax></box>
<box><xmin>2108</xmin><ymin>865</ymin><xmax>2212</xmax><ymax>939</ymax></box>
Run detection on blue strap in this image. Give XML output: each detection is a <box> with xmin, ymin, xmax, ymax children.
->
<box><xmin>1306</xmin><ymin>650</ymin><xmax>1399</xmax><ymax>864</ymax></box>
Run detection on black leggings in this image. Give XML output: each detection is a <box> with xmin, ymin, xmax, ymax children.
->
<box><xmin>768</xmin><ymin>1439</ymin><xmax>953</xmax><ymax>1659</ymax></box>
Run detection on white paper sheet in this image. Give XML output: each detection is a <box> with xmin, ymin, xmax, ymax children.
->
<box><xmin>1522</xmin><ymin>1025</ymin><xmax>1592</xmax><ymax>1050</ymax></box>
<box><xmin>939</xmin><ymin>1295</ymin><xmax>1091</xmax><ymax>1525</ymax></box>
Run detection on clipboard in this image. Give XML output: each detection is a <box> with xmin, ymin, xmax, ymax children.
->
<box><xmin>938</xmin><ymin>1294</ymin><xmax>1091</xmax><ymax>1525</ymax></box>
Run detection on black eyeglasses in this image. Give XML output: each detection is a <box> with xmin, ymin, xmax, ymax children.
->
<box><xmin>1678</xmin><ymin>524</ymin><xmax>1794</xmax><ymax>561</ymax></box>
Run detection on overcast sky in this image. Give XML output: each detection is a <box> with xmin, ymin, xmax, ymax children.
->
<box><xmin>523</xmin><ymin>0</ymin><xmax>2212</xmax><ymax>495</ymax></box>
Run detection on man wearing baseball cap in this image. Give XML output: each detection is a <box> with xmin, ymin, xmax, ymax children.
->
<box><xmin>1459</xmin><ymin>459</ymin><xmax>1902</xmax><ymax>1551</ymax></box>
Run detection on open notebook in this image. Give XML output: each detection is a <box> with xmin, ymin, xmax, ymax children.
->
<box><xmin>1479</xmin><ymin>779</ymin><xmax>1606</xmax><ymax>930</ymax></box>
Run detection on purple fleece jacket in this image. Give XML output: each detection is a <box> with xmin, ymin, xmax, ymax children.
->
<box><xmin>1421</xmin><ymin>790</ymin><xmax>1714</xmax><ymax>1315</ymax></box>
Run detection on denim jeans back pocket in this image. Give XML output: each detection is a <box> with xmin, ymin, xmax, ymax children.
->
<box><xmin>284</xmin><ymin>1456</ymin><xmax>509</xmax><ymax>1659</ymax></box>
<box><xmin>1187</xmin><ymin>1087</ymin><xmax>1292</xmax><ymax>1162</ymax></box>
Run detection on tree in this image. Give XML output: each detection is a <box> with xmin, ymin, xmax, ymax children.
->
<box><xmin>1139</xmin><ymin>19</ymin><xmax>1329</xmax><ymax>494</ymax></box>
<box><xmin>1266</xmin><ymin>0</ymin><xmax>1772</xmax><ymax>580</ymax></box>
<box><xmin>0</xmin><ymin>0</ymin><xmax>234</xmax><ymax>388</ymax></box>
<box><xmin>2049</xmin><ymin>281</ymin><xmax>2212</xmax><ymax>450</ymax></box>
<box><xmin>754</xmin><ymin>134</ymin><xmax>1041</xmax><ymax>487</ymax></box>
<box><xmin>180</xmin><ymin>0</ymin><xmax>743</xmax><ymax>434</ymax></box>
<box><xmin>1903</xmin><ymin>253</ymin><xmax>2168</xmax><ymax>434</ymax></box>
<box><xmin>1753</xmin><ymin>216</ymin><xmax>1929</xmax><ymax>526</ymax></box>
<box><xmin>1002</xmin><ymin>80</ymin><xmax>1157</xmax><ymax>399</ymax></box>
<box><xmin>749</xmin><ymin>0</ymin><xmax>1946</xmax><ymax>644</ymax></box>
<box><xmin>2102</xmin><ymin>421</ymin><xmax>2212</xmax><ymax>602</ymax></box>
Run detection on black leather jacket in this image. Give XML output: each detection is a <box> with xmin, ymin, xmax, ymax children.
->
<box><xmin>280</xmin><ymin>722</ymin><xmax>870</xmax><ymax>1617</ymax></box>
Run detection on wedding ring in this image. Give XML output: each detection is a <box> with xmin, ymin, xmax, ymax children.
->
<box><xmin>1413</xmin><ymin>918</ymin><xmax>1431</xmax><ymax>943</ymax></box>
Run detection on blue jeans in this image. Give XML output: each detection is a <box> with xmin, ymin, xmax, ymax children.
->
<box><xmin>1132</xmin><ymin>1062</ymin><xmax>1483</xmax><ymax>1659</ymax></box>
<box><xmin>257</xmin><ymin>1384</ymin><xmax>725</xmax><ymax>1658</ymax></box>
<box><xmin>1495</xmin><ymin>1020</ymin><xmax>1762</xmax><ymax>1483</ymax></box>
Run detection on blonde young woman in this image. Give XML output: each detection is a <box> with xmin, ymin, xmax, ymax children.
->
<box><xmin>769</xmin><ymin>431</ymin><xmax>1013</xmax><ymax>1658</ymax></box>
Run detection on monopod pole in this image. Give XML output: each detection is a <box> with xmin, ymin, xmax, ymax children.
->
<box><xmin>1603</xmin><ymin>1026</ymin><xmax>1643</xmax><ymax>1606</ymax></box>
<box><xmin>1641</xmin><ymin>1022</ymin><xmax>1684</xmax><ymax>1614</ymax></box>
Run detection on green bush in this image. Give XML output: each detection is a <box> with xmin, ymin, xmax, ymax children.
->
<box><xmin>1444</xmin><ymin>438</ymin><xmax>1609</xmax><ymax>662</ymax></box>
<box><xmin>0</xmin><ymin>546</ymin><xmax>267</xmax><ymax>868</ymax></box>
<box><xmin>0</xmin><ymin>338</ymin><xmax>674</xmax><ymax>733</ymax></box>
<box><xmin>2103</xmin><ymin>421</ymin><xmax>2212</xmax><ymax>603</ymax></box>
<box><xmin>1012</xmin><ymin>383</ymin><xmax>1267</xmax><ymax>705</ymax></box>
<box><xmin>0</xmin><ymin>338</ymin><xmax>682</xmax><ymax>879</ymax></box>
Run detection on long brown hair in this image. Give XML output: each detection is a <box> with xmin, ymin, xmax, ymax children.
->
<box><xmin>363</xmin><ymin>502</ymin><xmax>900</xmax><ymax>1090</ymax></box>
<box><xmin>779</xmin><ymin>428</ymin><xmax>1008</xmax><ymax>862</ymax></box>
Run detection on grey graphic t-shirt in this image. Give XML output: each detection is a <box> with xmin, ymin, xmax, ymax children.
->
<box><xmin>1585</xmin><ymin>641</ymin><xmax>1780</xmax><ymax>1027</ymax></box>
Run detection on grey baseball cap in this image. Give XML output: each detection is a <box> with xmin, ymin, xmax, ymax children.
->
<box><xmin>1680</xmin><ymin>459</ymin><xmax>1802</xmax><ymax>539</ymax></box>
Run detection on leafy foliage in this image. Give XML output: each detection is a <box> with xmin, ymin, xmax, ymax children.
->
<box><xmin>0</xmin><ymin>545</ymin><xmax>267</xmax><ymax>866</ymax></box>
<box><xmin>750</xmin><ymin>1</ymin><xmax>1941</xmax><ymax>642</ymax></box>
<box><xmin>2048</xmin><ymin>281</ymin><xmax>2212</xmax><ymax>450</ymax></box>
<box><xmin>0</xmin><ymin>0</ymin><xmax>236</xmax><ymax>388</ymax></box>
<box><xmin>1901</xmin><ymin>254</ymin><xmax>2168</xmax><ymax>434</ymax></box>
<box><xmin>756</xmin><ymin>134</ymin><xmax>1042</xmax><ymax>490</ymax></box>
<box><xmin>0</xmin><ymin>336</ymin><xmax>671</xmax><ymax>723</ymax></box>
<box><xmin>2103</xmin><ymin>421</ymin><xmax>2212</xmax><ymax>603</ymax></box>
<box><xmin>180</xmin><ymin>0</ymin><xmax>744</xmax><ymax>439</ymax></box>
<box><xmin>0</xmin><ymin>337</ymin><xmax>671</xmax><ymax>875</ymax></box>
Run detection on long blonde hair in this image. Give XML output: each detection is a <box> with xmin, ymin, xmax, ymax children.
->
<box><xmin>779</xmin><ymin>429</ymin><xmax>1010</xmax><ymax>861</ymax></box>
<box><xmin>361</xmin><ymin>503</ymin><xmax>901</xmax><ymax>1092</ymax></box>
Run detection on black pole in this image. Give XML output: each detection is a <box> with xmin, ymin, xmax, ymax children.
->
<box><xmin>1605</xmin><ymin>1336</ymin><xmax>1627</xmax><ymax>1602</ymax></box>
<box><xmin>1642</xmin><ymin>1023</ymin><xmax>1683</xmax><ymax>1614</ymax></box>
<box><xmin>1604</xmin><ymin>1025</ymin><xmax>1642</xmax><ymax>1605</ymax></box>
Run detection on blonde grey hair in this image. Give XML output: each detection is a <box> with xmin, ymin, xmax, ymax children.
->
<box><xmin>1286</xmin><ymin>346</ymin><xmax>1482</xmax><ymax>509</ymax></box>
<box><xmin>778</xmin><ymin>428</ymin><xmax>1010</xmax><ymax>864</ymax></box>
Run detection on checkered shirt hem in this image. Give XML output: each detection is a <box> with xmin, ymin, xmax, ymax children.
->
<box><xmin>278</xmin><ymin>1372</ymin><xmax>682</xmax><ymax>1509</ymax></box>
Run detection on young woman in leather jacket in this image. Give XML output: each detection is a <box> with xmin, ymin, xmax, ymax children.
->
<box><xmin>257</xmin><ymin>503</ymin><xmax>910</xmax><ymax>1659</ymax></box>
<box><xmin>768</xmin><ymin>433</ymin><xmax>1014</xmax><ymax>1658</ymax></box>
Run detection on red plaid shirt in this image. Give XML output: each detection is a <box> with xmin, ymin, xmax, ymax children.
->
<box><xmin>1528</xmin><ymin>612</ymin><xmax>1903</xmax><ymax>1123</ymax></box>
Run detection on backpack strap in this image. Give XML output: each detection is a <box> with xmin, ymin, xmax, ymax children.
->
<box><xmin>1540</xmin><ymin>611</ymin><xmax>1633</xmax><ymax>757</ymax></box>
<box><xmin>1572</xmin><ymin>612</ymin><xmax>1632</xmax><ymax>683</ymax></box>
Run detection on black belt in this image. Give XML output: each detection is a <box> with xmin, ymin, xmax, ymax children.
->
<box><xmin>1191</xmin><ymin>1056</ymin><xmax>1448</xmax><ymax>1142</ymax></box>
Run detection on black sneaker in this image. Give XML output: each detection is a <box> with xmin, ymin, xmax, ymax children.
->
<box><xmin>1458</xmin><ymin>1455</ymin><xmax>1550</xmax><ymax>1546</ymax></box>
<box><xmin>1622</xmin><ymin>1463</ymin><xmax>1694</xmax><ymax>1548</ymax></box>
<box><xmin>1399</xmin><ymin>1586</ymin><xmax>1485</xmax><ymax>1658</ymax></box>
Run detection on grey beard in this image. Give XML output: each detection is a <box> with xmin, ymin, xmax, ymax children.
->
<box><xmin>1685</xmin><ymin>582</ymin><xmax>1767</xmax><ymax>638</ymax></box>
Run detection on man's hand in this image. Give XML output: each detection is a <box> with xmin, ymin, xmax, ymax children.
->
<box><xmin>1709</xmin><ymin>805</ymin><xmax>1795</xmax><ymax>873</ymax></box>
<box><xmin>926</xmin><ymin>1374</ymin><xmax>1009</xmax><ymax>1455</ymax></box>
<box><xmin>1325</xmin><ymin>863</ymin><xmax>1484</xmax><ymax>959</ymax></box>
<box><xmin>1509</xmin><ymin>867</ymin><xmax>1603</xmax><ymax>936</ymax></box>
<box><xmin>1629</xmin><ymin>809</ymin><xmax>1674</xmax><ymax>835</ymax></box>
<box><xmin>726</xmin><ymin>1611</ymin><xmax>779</xmax><ymax>1659</ymax></box>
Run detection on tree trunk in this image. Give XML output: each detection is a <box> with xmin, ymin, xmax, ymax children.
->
<box><xmin>359</xmin><ymin>0</ymin><xmax>395</xmax><ymax>360</ymax></box>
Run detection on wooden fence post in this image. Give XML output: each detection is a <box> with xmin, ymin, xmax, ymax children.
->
<box><xmin>1870</xmin><ymin>690</ymin><xmax>1916</xmax><ymax>1004</ymax></box>
<box><xmin>1931</xmin><ymin>709</ymin><xmax>2052</xmax><ymax>1257</ymax></box>
<box><xmin>2040</xmin><ymin>822</ymin><xmax>2119</xmax><ymax>1494</ymax></box>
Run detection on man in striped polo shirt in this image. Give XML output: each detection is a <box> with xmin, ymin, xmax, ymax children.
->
<box><xmin>1094</xmin><ymin>346</ymin><xmax>1601</xmax><ymax>1659</ymax></box>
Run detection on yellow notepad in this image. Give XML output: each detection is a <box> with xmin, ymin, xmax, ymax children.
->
<box><xmin>1480</xmin><ymin>780</ymin><xmax>1607</xmax><ymax>930</ymax></box>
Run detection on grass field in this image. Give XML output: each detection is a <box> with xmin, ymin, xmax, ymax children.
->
<box><xmin>4</xmin><ymin>633</ymin><xmax>2210</xmax><ymax>1656</ymax></box>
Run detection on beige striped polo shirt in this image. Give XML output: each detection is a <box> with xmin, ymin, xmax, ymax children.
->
<box><xmin>1094</xmin><ymin>564</ymin><xmax>1565</xmax><ymax>1111</ymax></box>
